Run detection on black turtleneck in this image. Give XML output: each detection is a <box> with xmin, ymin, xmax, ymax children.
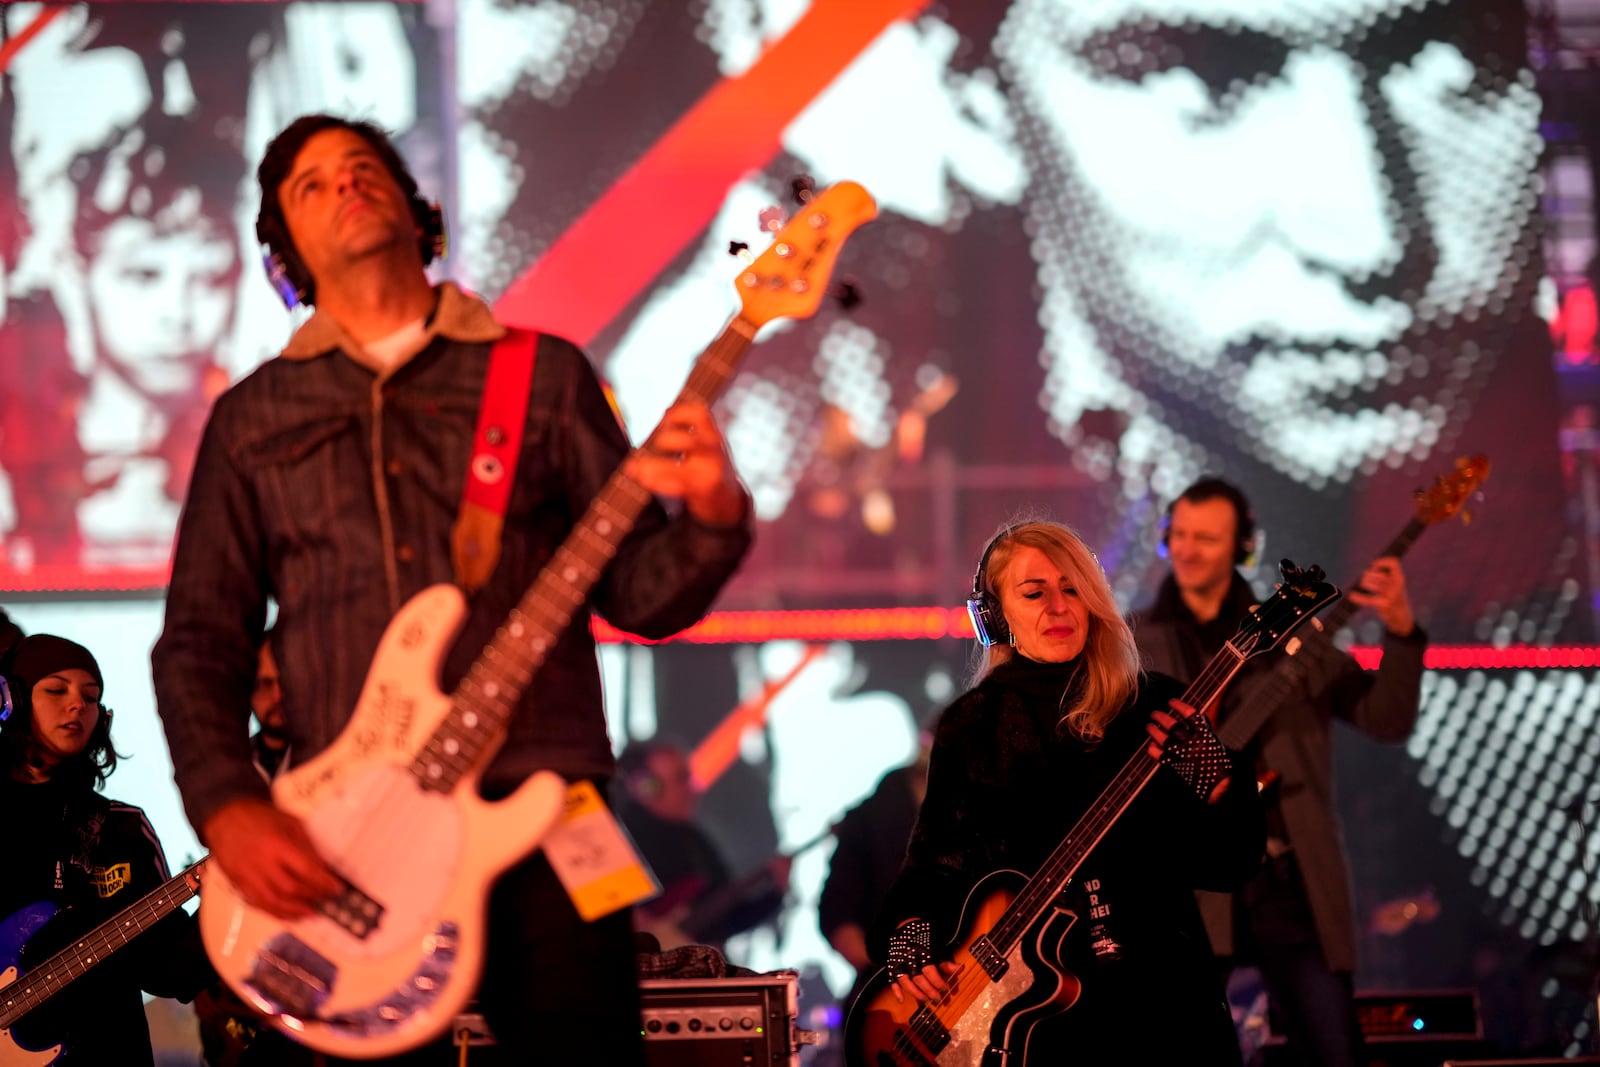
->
<box><xmin>985</xmin><ymin>652</ymin><xmax>1086</xmax><ymax>737</ymax></box>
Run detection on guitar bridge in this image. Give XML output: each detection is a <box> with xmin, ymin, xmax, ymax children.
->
<box><xmin>248</xmin><ymin>933</ymin><xmax>337</xmax><ymax>1020</ymax></box>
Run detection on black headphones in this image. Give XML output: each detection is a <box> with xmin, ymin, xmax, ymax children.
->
<box><xmin>966</xmin><ymin>527</ymin><xmax>1013</xmax><ymax>648</ymax></box>
<box><xmin>256</xmin><ymin>193</ymin><xmax>447</xmax><ymax>309</ymax></box>
<box><xmin>0</xmin><ymin>640</ymin><xmax>14</xmax><ymax>723</ymax></box>
<box><xmin>1159</xmin><ymin>479</ymin><xmax>1258</xmax><ymax>566</ymax></box>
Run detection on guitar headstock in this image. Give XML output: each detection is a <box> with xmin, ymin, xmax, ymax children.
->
<box><xmin>1414</xmin><ymin>454</ymin><xmax>1490</xmax><ymax>525</ymax></box>
<box><xmin>1227</xmin><ymin>560</ymin><xmax>1341</xmax><ymax>661</ymax></box>
<box><xmin>735</xmin><ymin>181</ymin><xmax>878</xmax><ymax>328</ymax></box>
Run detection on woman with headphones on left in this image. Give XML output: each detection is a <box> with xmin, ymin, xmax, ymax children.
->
<box><xmin>0</xmin><ymin>633</ymin><xmax>218</xmax><ymax>1065</ymax></box>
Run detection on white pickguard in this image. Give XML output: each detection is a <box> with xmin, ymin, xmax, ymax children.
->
<box><xmin>199</xmin><ymin>584</ymin><xmax>569</xmax><ymax>1059</ymax></box>
<box><xmin>290</xmin><ymin>763</ymin><xmax>461</xmax><ymax>961</ymax></box>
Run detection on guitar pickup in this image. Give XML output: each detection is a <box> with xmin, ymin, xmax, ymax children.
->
<box><xmin>316</xmin><ymin>878</ymin><xmax>384</xmax><ymax>940</ymax></box>
<box><xmin>967</xmin><ymin>935</ymin><xmax>1008</xmax><ymax>981</ymax></box>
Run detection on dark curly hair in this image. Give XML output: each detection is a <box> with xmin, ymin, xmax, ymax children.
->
<box><xmin>254</xmin><ymin>113</ymin><xmax>438</xmax><ymax>306</ymax></box>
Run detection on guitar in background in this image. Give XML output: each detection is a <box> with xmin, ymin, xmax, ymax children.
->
<box><xmin>1368</xmin><ymin>888</ymin><xmax>1441</xmax><ymax>938</ymax></box>
<box><xmin>626</xmin><ymin>648</ymin><xmax>828</xmax><ymax>952</ymax></box>
<box><xmin>1217</xmin><ymin>454</ymin><xmax>1489</xmax><ymax>755</ymax></box>
<box><xmin>633</xmin><ymin>825</ymin><xmax>836</xmax><ymax>953</ymax></box>
<box><xmin>688</xmin><ymin>643</ymin><xmax>827</xmax><ymax>794</ymax></box>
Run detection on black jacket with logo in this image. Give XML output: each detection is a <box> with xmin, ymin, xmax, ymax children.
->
<box><xmin>1</xmin><ymin>776</ymin><xmax>212</xmax><ymax>1066</ymax></box>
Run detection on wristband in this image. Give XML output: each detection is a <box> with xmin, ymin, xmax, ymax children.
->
<box><xmin>1161</xmin><ymin>710</ymin><xmax>1232</xmax><ymax>800</ymax></box>
<box><xmin>886</xmin><ymin>918</ymin><xmax>934</xmax><ymax>979</ymax></box>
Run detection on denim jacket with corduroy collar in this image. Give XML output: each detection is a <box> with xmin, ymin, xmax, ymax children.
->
<box><xmin>153</xmin><ymin>284</ymin><xmax>752</xmax><ymax>833</ymax></box>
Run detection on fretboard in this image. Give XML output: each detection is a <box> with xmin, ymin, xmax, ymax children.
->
<box><xmin>1217</xmin><ymin>516</ymin><xmax>1425</xmax><ymax>752</ymax></box>
<box><xmin>409</xmin><ymin>316</ymin><xmax>760</xmax><ymax>791</ymax></box>
<box><xmin>0</xmin><ymin>860</ymin><xmax>204</xmax><ymax>1028</ymax></box>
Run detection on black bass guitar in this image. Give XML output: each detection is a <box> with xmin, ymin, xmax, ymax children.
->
<box><xmin>844</xmin><ymin>562</ymin><xmax>1339</xmax><ymax>1067</ymax></box>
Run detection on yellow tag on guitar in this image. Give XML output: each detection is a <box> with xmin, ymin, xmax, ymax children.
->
<box><xmin>542</xmin><ymin>780</ymin><xmax>658</xmax><ymax>921</ymax></box>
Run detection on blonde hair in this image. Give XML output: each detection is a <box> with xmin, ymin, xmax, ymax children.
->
<box><xmin>973</xmin><ymin>521</ymin><xmax>1140</xmax><ymax>741</ymax></box>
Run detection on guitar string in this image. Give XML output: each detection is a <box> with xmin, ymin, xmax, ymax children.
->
<box><xmin>884</xmin><ymin>640</ymin><xmax>1253</xmax><ymax>1057</ymax></box>
<box><xmin>307</xmin><ymin>327</ymin><xmax>756</xmax><ymax>925</ymax></box>
<box><xmin>4</xmin><ymin>865</ymin><xmax>202</xmax><ymax>1023</ymax></box>
<box><xmin>987</xmin><ymin>640</ymin><xmax>1245</xmax><ymax>951</ymax></box>
<box><xmin>880</xmin><ymin>635</ymin><xmax>1249</xmax><ymax>1057</ymax></box>
<box><xmin>1217</xmin><ymin>525</ymin><xmax>1418</xmax><ymax>751</ymax></box>
<box><xmin>986</xmin><ymin>574</ymin><xmax>1332</xmax><ymax>950</ymax></box>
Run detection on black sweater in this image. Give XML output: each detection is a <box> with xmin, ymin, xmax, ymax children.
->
<box><xmin>873</xmin><ymin>656</ymin><xmax>1265</xmax><ymax>1065</ymax></box>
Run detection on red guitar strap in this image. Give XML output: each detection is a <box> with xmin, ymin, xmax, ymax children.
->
<box><xmin>451</xmin><ymin>328</ymin><xmax>539</xmax><ymax>593</ymax></box>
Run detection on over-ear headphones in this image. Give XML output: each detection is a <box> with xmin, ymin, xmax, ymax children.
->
<box><xmin>1159</xmin><ymin>478</ymin><xmax>1258</xmax><ymax>566</ymax></box>
<box><xmin>966</xmin><ymin>527</ymin><xmax>1013</xmax><ymax>648</ymax></box>
<box><xmin>0</xmin><ymin>639</ymin><xmax>14</xmax><ymax>723</ymax></box>
<box><xmin>257</xmin><ymin>195</ymin><xmax>447</xmax><ymax>309</ymax></box>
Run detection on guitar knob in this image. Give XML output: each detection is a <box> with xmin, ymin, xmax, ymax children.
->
<box><xmin>1285</xmin><ymin>637</ymin><xmax>1302</xmax><ymax>656</ymax></box>
<box><xmin>790</xmin><ymin>174</ymin><xmax>816</xmax><ymax>204</ymax></box>
<box><xmin>758</xmin><ymin>205</ymin><xmax>787</xmax><ymax>233</ymax></box>
<box><xmin>727</xmin><ymin>240</ymin><xmax>750</xmax><ymax>258</ymax></box>
<box><xmin>1309</xmin><ymin>617</ymin><xmax>1324</xmax><ymax>632</ymax></box>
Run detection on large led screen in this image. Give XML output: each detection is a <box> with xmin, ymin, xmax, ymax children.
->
<box><xmin>0</xmin><ymin>0</ymin><xmax>1583</xmax><ymax>643</ymax></box>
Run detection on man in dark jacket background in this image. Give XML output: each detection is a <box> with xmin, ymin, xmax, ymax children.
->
<box><xmin>1134</xmin><ymin>477</ymin><xmax>1425</xmax><ymax>1067</ymax></box>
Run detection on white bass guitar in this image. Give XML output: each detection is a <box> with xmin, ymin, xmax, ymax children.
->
<box><xmin>198</xmin><ymin>181</ymin><xmax>879</xmax><ymax>1058</ymax></box>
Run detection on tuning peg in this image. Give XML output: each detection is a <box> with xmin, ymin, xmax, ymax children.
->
<box><xmin>790</xmin><ymin>175</ymin><xmax>816</xmax><ymax>204</ymax></box>
<box><xmin>758</xmin><ymin>205</ymin><xmax>787</xmax><ymax>234</ymax></box>
<box><xmin>727</xmin><ymin>240</ymin><xmax>751</xmax><ymax>260</ymax></box>
<box><xmin>832</xmin><ymin>278</ymin><xmax>863</xmax><ymax>311</ymax></box>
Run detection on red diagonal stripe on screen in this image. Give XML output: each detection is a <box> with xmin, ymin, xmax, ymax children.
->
<box><xmin>0</xmin><ymin>7</ymin><xmax>65</xmax><ymax>75</ymax></box>
<box><xmin>493</xmin><ymin>0</ymin><xmax>927</xmax><ymax>345</ymax></box>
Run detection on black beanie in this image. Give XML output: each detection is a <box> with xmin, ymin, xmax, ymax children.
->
<box><xmin>3</xmin><ymin>634</ymin><xmax>104</xmax><ymax>708</ymax></box>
